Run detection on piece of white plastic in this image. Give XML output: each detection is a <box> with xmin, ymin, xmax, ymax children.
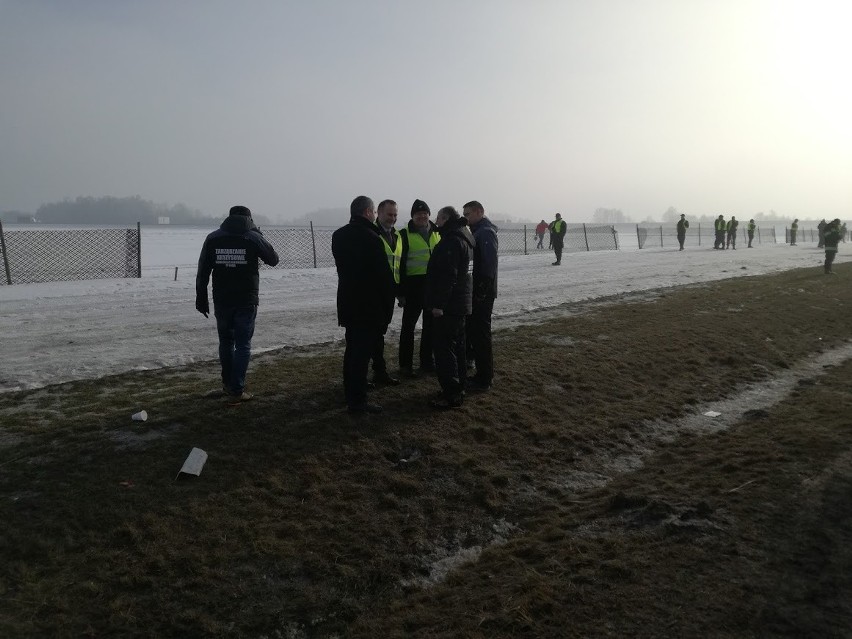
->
<box><xmin>703</xmin><ymin>410</ymin><xmax>721</xmax><ymax>418</ymax></box>
<box><xmin>131</xmin><ymin>410</ymin><xmax>148</xmax><ymax>421</ymax></box>
<box><xmin>177</xmin><ymin>447</ymin><xmax>208</xmax><ymax>478</ymax></box>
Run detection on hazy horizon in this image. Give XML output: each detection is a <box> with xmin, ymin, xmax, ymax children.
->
<box><xmin>2</xmin><ymin>1</ymin><xmax>849</xmax><ymax>223</ymax></box>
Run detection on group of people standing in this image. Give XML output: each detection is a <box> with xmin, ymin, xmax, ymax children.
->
<box><xmin>194</xmin><ymin>204</ymin><xmax>845</xmax><ymax>407</ymax></box>
<box><xmin>331</xmin><ymin>197</ymin><xmax>498</xmax><ymax>413</ymax></box>
<box><xmin>710</xmin><ymin>215</ymin><xmax>754</xmax><ymax>250</ymax></box>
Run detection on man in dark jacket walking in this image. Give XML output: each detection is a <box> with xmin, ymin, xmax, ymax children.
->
<box><xmin>463</xmin><ymin>200</ymin><xmax>497</xmax><ymax>391</ymax></box>
<box><xmin>332</xmin><ymin>196</ymin><xmax>396</xmax><ymax>414</ymax></box>
<box><xmin>196</xmin><ymin>205</ymin><xmax>280</xmax><ymax>401</ymax></box>
<box><xmin>425</xmin><ymin>206</ymin><xmax>474</xmax><ymax>409</ymax></box>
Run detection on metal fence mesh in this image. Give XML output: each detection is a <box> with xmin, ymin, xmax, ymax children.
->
<box><xmin>636</xmin><ymin>225</ymin><xmax>778</xmax><ymax>249</ymax></box>
<box><xmin>260</xmin><ymin>223</ymin><xmax>618</xmax><ymax>269</ymax></box>
<box><xmin>0</xmin><ymin>227</ymin><xmax>139</xmax><ymax>285</ymax></box>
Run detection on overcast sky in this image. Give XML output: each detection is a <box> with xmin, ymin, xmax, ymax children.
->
<box><xmin>1</xmin><ymin>0</ymin><xmax>850</xmax><ymax>223</ymax></box>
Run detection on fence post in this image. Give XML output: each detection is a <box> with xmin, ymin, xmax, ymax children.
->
<box><xmin>612</xmin><ymin>225</ymin><xmax>619</xmax><ymax>250</ymax></box>
<box><xmin>636</xmin><ymin>224</ymin><xmax>641</xmax><ymax>249</ymax></box>
<box><xmin>660</xmin><ymin>226</ymin><xmax>664</xmax><ymax>247</ymax></box>
<box><xmin>524</xmin><ymin>224</ymin><xmax>528</xmax><ymax>255</ymax></box>
<box><xmin>0</xmin><ymin>220</ymin><xmax>11</xmax><ymax>285</ymax></box>
<box><xmin>310</xmin><ymin>221</ymin><xmax>318</xmax><ymax>269</ymax></box>
<box><xmin>582</xmin><ymin>223</ymin><xmax>590</xmax><ymax>251</ymax></box>
<box><xmin>136</xmin><ymin>222</ymin><xmax>142</xmax><ymax>278</ymax></box>
<box><xmin>698</xmin><ymin>223</ymin><xmax>701</xmax><ymax>246</ymax></box>
<box><xmin>758</xmin><ymin>227</ymin><xmax>761</xmax><ymax>244</ymax></box>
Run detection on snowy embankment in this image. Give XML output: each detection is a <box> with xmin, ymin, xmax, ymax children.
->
<box><xmin>0</xmin><ymin>226</ymin><xmax>838</xmax><ymax>393</ymax></box>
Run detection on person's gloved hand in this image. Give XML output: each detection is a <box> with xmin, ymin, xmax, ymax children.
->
<box><xmin>196</xmin><ymin>296</ymin><xmax>209</xmax><ymax>318</ymax></box>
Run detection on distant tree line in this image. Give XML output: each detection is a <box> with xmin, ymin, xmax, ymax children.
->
<box><xmin>2</xmin><ymin>196</ymin><xmax>270</xmax><ymax>226</ymax></box>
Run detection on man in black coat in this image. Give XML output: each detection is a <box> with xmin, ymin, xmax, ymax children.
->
<box><xmin>331</xmin><ymin>196</ymin><xmax>396</xmax><ymax>414</ymax></box>
<box><xmin>425</xmin><ymin>206</ymin><xmax>475</xmax><ymax>409</ymax></box>
<box><xmin>196</xmin><ymin>205</ymin><xmax>280</xmax><ymax>401</ymax></box>
<box><xmin>463</xmin><ymin>200</ymin><xmax>498</xmax><ymax>391</ymax></box>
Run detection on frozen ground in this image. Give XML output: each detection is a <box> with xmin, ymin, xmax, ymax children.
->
<box><xmin>0</xmin><ymin>226</ymin><xmax>841</xmax><ymax>392</ymax></box>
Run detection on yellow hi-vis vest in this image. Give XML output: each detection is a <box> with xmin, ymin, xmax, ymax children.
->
<box><xmin>379</xmin><ymin>227</ymin><xmax>402</xmax><ymax>284</ymax></box>
<box><xmin>552</xmin><ymin>219</ymin><xmax>565</xmax><ymax>234</ymax></box>
<box><xmin>401</xmin><ymin>227</ymin><xmax>440</xmax><ymax>276</ymax></box>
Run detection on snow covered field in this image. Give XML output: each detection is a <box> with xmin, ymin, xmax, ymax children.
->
<box><xmin>0</xmin><ymin>225</ymin><xmax>840</xmax><ymax>393</ymax></box>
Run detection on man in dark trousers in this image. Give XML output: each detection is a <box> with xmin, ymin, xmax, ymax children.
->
<box><xmin>676</xmin><ymin>213</ymin><xmax>689</xmax><ymax>251</ymax></box>
<box><xmin>463</xmin><ymin>200</ymin><xmax>498</xmax><ymax>391</ymax></box>
<box><xmin>549</xmin><ymin>213</ymin><xmax>567</xmax><ymax>265</ymax></box>
<box><xmin>713</xmin><ymin>215</ymin><xmax>723</xmax><ymax>249</ymax></box>
<box><xmin>726</xmin><ymin>216</ymin><xmax>739</xmax><ymax>250</ymax></box>
<box><xmin>371</xmin><ymin>199</ymin><xmax>402</xmax><ymax>386</ymax></box>
<box><xmin>398</xmin><ymin>199</ymin><xmax>441</xmax><ymax>377</ymax></box>
<box><xmin>823</xmin><ymin>218</ymin><xmax>842</xmax><ymax>274</ymax></box>
<box><xmin>790</xmin><ymin>218</ymin><xmax>799</xmax><ymax>245</ymax></box>
<box><xmin>331</xmin><ymin>196</ymin><xmax>395</xmax><ymax>414</ymax></box>
<box><xmin>747</xmin><ymin>219</ymin><xmax>756</xmax><ymax>247</ymax></box>
<box><xmin>196</xmin><ymin>205</ymin><xmax>280</xmax><ymax>401</ymax></box>
<box><xmin>425</xmin><ymin>206</ymin><xmax>474</xmax><ymax>409</ymax></box>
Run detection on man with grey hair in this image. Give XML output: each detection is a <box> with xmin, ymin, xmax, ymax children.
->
<box><xmin>425</xmin><ymin>206</ymin><xmax>475</xmax><ymax>409</ymax></box>
<box><xmin>332</xmin><ymin>196</ymin><xmax>396</xmax><ymax>414</ymax></box>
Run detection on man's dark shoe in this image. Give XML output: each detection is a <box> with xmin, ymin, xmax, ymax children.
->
<box><xmin>347</xmin><ymin>402</ymin><xmax>383</xmax><ymax>414</ymax></box>
<box><xmin>466</xmin><ymin>377</ymin><xmax>491</xmax><ymax>392</ymax></box>
<box><xmin>430</xmin><ymin>394</ymin><xmax>463</xmax><ymax>409</ymax></box>
<box><xmin>372</xmin><ymin>372</ymin><xmax>400</xmax><ymax>386</ymax></box>
<box><xmin>552</xmin><ymin>261</ymin><xmax>561</xmax><ymax>266</ymax></box>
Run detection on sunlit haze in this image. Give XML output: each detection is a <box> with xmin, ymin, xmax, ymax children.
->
<box><xmin>1</xmin><ymin>0</ymin><xmax>849</xmax><ymax>222</ymax></box>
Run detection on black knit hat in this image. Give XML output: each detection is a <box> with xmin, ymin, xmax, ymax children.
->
<box><xmin>411</xmin><ymin>199</ymin><xmax>430</xmax><ymax>216</ymax></box>
<box><xmin>229</xmin><ymin>205</ymin><xmax>251</xmax><ymax>217</ymax></box>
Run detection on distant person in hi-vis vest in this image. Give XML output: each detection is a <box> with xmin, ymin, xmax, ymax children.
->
<box><xmin>549</xmin><ymin>213</ymin><xmax>567</xmax><ymax>265</ymax></box>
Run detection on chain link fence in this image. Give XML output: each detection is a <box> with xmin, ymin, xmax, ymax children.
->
<box><xmin>0</xmin><ymin>222</ymin><xmax>140</xmax><ymax>285</ymax></box>
<box><xmin>636</xmin><ymin>224</ymin><xmax>779</xmax><ymax>249</ymax></box>
<box><xmin>260</xmin><ymin>222</ymin><xmax>619</xmax><ymax>269</ymax></box>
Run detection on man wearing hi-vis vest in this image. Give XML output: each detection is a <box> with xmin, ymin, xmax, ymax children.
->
<box><xmin>714</xmin><ymin>215</ymin><xmax>726</xmax><ymax>249</ymax></box>
<box><xmin>549</xmin><ymin>213</ymin><xmax>567</xmax><ymax>265</ymax></box>
<box><xmin>371</xmin><ymin>200</ymin><xmax>403</xmax><ymax>386</ymax></box>
<box><xmin>398</xmin><ymin>199</ymin><xmax>441</xmax><ymax>377</ymax></box>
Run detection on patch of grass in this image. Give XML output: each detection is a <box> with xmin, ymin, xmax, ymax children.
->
<box><xmin>1</xmin><ymin>264</ymin><xmax>851</xmax><ymax>637</ymax></box>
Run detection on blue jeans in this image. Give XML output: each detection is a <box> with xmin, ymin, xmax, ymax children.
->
<box><xmin>214</xmin><ymin>304</ymin><xmax>257</xmax><ymax>393</ymax></box>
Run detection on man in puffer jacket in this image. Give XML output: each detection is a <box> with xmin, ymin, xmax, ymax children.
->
<box><xmin>425</xmin><ymin>206</ymin><xmax>475</xmax><ymax>409</ymax></box>
<box><xmin>196</xmin><ymin>205</ymin><xmax>280</xmax><ymax>401</ymax></box>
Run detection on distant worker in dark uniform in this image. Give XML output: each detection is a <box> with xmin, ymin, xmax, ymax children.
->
<box><xmin>841</xmin><ymin>222</ymin><xmax>847</xmax><ymax>243</ymax></box>
<box><xmin>549</xmin><ymin>213</ymin><xmax>567</xmax><ymax>265</ymax></box>
<box><xmin>196</xmin><ymin>205</ymin><xmax>280</xmax><ymax>401</ymax></box>
<box><xmin>790</xmin><ymin>218</ymin><xmax>799</xmax><ymax>245</ymax></box>
<box><xmin>331</xmin><ymin>196</ymin><xmax>396</xmax><ymax>414</ymax></box>
<box><xmin>535</xmin><ymin>219</ymin><xmax>548</xmax><ymax>249</ymax></box>
<box><xmin>676</xmin><ymin>213</ymin><xmax>689</xmax><ymax>251</ymax></box>
<box><xmin>371</xmin><ymin>199</ymin><xmax>402</xmax><ymax>386</ymax></box>
<box><xmin>823</xmin><ymin>219</ymin><xmax>842</xmax><ymax>274</ymax></box>
<box><xmin>818</xmin><ymin>218</ymin><xmax>827</xmax><ymax>248</ymax></box>
<box><xmin>747</xmin><ymin>219</ymin><xmax>756</xmax><ymax>248</ymax></box>
<box><xmin>463</xmin><ymin>200</ymin><xmax>498</xmax><ymax>392</ymax></box>
<box><xmin>425</xmin><ymin>206</ymin><xmax>474</xmax><ymax>409</ymax></box>
<box><xmin>398</xmin><ymin>199</ymin><xmax>441</xmax><ymax>377</ymax></box>
<box><xmin>714</xmin><ymin>215</ymin><xmax>726</xmax><ymax>249</ymax></box>
<box><xmin>726</xmin><ymin>216</ymin><xmax>739</xmax><ymax>250</ymax></box>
